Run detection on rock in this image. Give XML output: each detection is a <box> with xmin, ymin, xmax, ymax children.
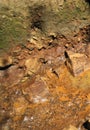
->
<box><xmin>63</xmin><ymin>125</ymin><xmax>78</xmax><ymax>130</ymax></box>
<box><xmin>25</xmin><ymin>58</ymin><xmax>41</xmax><ymax>75</ymax></box>
<box><xmin>29</xmin><ymin>29</ymin><xmax>46</xmax><ymax>49</ymax></box>
<box><xmin>22</xmin><ymin>76</ymin><xmax>49</xmax><ymax>103</ymax></box>
<box><xmin>85</xmin><ymin>44</ymin><xmax>90</xmax><ymax>58</ymax></box>
<box><xmin>44</xmin><ymin>45</ymin><xmax>65</xmax><ymax>66</ymax></box>
<box><xmin>0</xmin><ymin>109</ymin><xmax>10</xmax><ymax>124</ymax></box>
<box><xmin>13</xmin><ymin>96</ymin><xmax>28</xmax><ymax>117</ymax></box>
<box><xmin>0</xmin><ymin>56</ymin><xmax>13</xmax><ymax>69</ymax></box>
<box><xmin>52</xmin><ymin>66</ymin><xmax>63</xmax><ymax>78</ymax></box>
<box><xmin>65</xmin><ymin>51</ymin><xmax>90</xmax><ymax>76</ymax></box>
<box><xmin>13</xmin><ymin>96</ymin><xmax>28</xmax><ymax>121</ymax></box>
<box><xmin>0</xmin><ymin>65</ymin><xmax>24</xmax><ymax>86</ymax></box>
<box><xmin>2</xmin><ymin>123</ymin><xmax>11</xmax><ymax>130</ymax></box>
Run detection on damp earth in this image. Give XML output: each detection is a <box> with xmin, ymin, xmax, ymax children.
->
<box><xmin>0</xmin><ymin>1</ymin><xmax>90</xmax><ymax>130</ymax></box>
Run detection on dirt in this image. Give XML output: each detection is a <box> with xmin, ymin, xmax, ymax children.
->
<box><xmin>0</xmin><ymin>2</ymin><xmax>90</xmax><ymax>129</ymax></box>
<box><xmin>0</xmin><ymin>24</ymin><xmax>90</xmax><ymax>130</ymax></box>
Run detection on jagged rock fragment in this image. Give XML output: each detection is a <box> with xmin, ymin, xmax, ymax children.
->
<box><xmin>85</xmin><ymin>44</ymin><xmax>90</xmax><ymax>58</ymax></box>
<box><xmin>22</xmin><ymin>76</ymin><xmax>49</xmax><ymax>103</ymax></box>
<box><xmin>25</xmin><ymin>58</ymin><xmax>41</xmax><ymax>75</ymax></box>
<box><xmin>65</xmin><ymin>51</ymin><xmax>90</xmax><ymax>76</ymax></box>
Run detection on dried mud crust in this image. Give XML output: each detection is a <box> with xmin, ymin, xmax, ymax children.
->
<box><xmin>0</xmin><ymin>25</ymin><xmax>90</xmax><ymax>130</ymax></box>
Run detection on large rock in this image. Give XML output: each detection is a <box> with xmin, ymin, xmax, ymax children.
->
<box><xmin>65</xmin><ymin>51</ymin><xmax>90</xmax><ymax>76</ymax></box>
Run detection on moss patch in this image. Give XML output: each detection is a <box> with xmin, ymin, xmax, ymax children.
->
<box><xmin>0</xmin><ymin>7</ymin><xmax>28</xmax><ymax>50</ymax></box>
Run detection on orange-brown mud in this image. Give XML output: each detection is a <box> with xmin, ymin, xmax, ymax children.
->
<box><xmin>0</xmin><ymin>26</ymin><xmax>90</xmax><ymax>130</ymax></box>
